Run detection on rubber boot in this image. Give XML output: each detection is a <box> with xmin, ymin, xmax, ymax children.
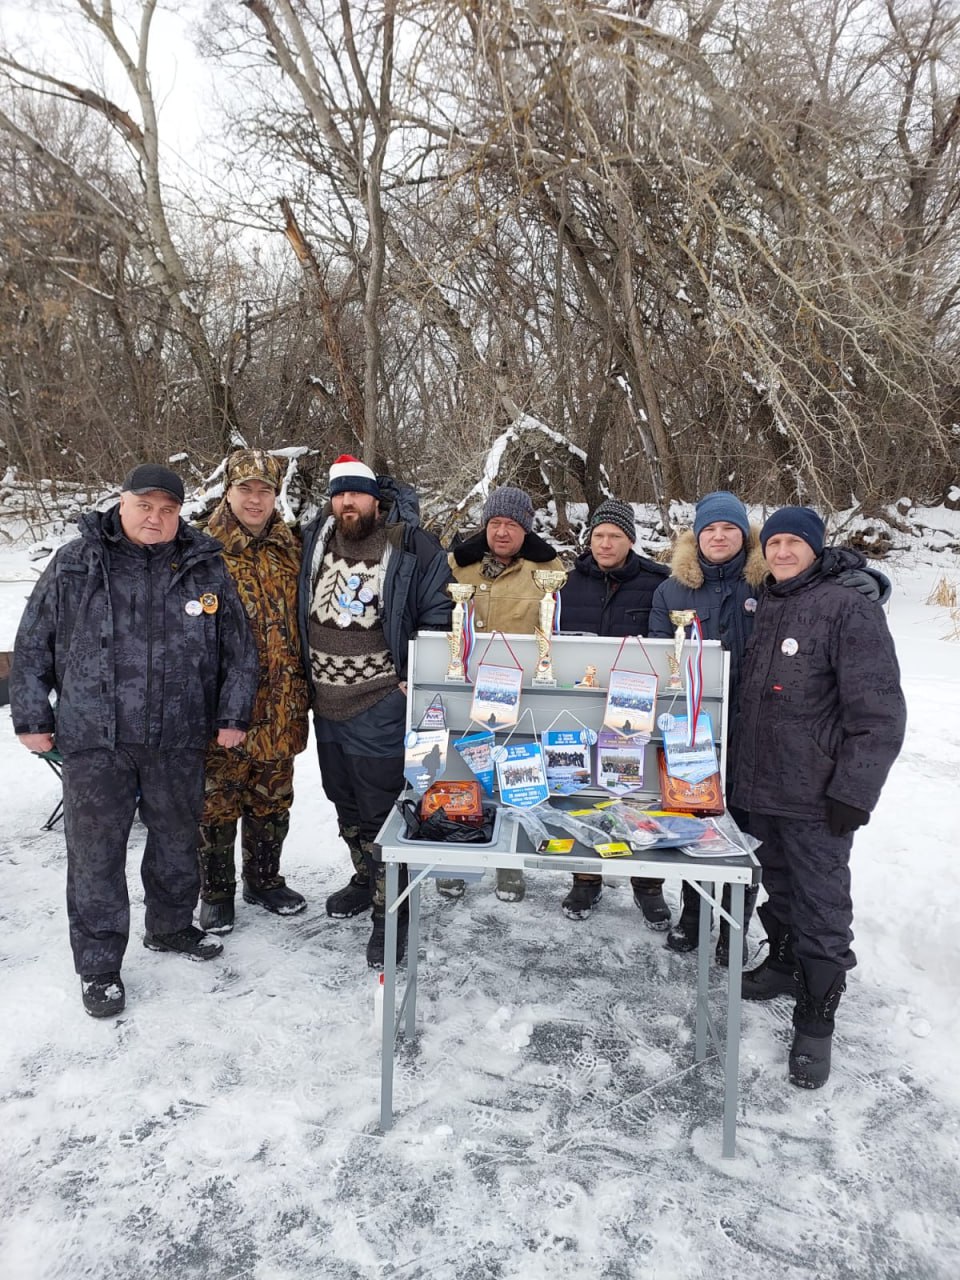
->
<box><xmin>326</xmin><ymin>824</ymin><xmax>372</xmax><ymax>917</ymax></box>
<box><xmin>742</xmin><ymin>902</ymin><xmax>798</xmax><ymax>1000</ymax></box>
<box><xmin>789</xmin><ymin>960</ymin><xmax>846</xmax><ymax>1089</ymax></box>
<box><xmin>367</xmin><ymin>862</ymin><xmax>409</xmax><ymax>969</ymax></box>
<box><xmin>241</xmin><ymin>812</ymin><xmax>306</xmax><ymax>915</ymax></box>
<box><xmin>716</xmin><ymin>883</ymin><xmax>759</xmax><ymax>967</ymax></box>
<box><xmin>562</xmin><ymin>873</ymin><xmax>602</xmax><ymax>920</ymax></box>
<box><xmin>198</xmin><ymin>821</ymin><xmax>238</xmax><ymax>934</ymax></box>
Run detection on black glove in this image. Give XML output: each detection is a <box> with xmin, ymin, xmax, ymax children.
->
<box><xmin>836</xmin><ymin>568</ymin><xmax>891</xmax><ymax>604</ymax></box>
<box><xmin>826</xmin><ymin>797</ymin><xmax>870</xmax><ymax>837</ymax></box>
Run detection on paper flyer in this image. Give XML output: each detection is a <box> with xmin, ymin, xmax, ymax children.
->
<box><xmin>470</xmin><ymin>662</ymin><xmax>523</xmax><ymax>729</ymax></box>
<box><xmin>495</xmin><ymin>740</ymin><xmax>549</xmax><ymax>808</ymax></box>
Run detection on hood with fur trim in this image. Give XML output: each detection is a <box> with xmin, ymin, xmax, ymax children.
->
<box><xmin>667</xmin><ymin>526</ymin><xmax>766</xmax><ymax>590</ymax></box>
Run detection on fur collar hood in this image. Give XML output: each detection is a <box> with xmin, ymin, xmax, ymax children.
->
<box><xmin>668</xmin><ymin>526</ymin><xmax>766</xmax><ymax>590</ymax></box>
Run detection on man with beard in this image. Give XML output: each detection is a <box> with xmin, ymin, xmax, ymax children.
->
<box><xmin>299</xmin><ymin>455</ymin><xmax>452</xmax><ymax>968</ymax></box>
<box><xmin>197</xmin><ymin>450</ymin><xmax>310</xmax><ymax>935</ymax></box>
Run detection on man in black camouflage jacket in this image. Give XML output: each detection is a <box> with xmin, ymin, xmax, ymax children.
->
<box><xmin>11</xmin><ymin>464</ymin><xmax>258</xmax><ymax>1018</ymax></box>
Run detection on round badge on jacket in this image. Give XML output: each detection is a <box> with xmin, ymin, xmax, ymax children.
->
<box><xmin>184</xmin><ymin>599</ymin><xmax>203</xmax><ymax>617</ymax></box>
<box><xmin>781</xmin><ymin>637</ymin><xmax>799</xmax><ymax>656</ymax></box>
<box><xmin>744</xmin><ymin>598</ymin><xmax>758</xmax><ymax>613</ymax></box>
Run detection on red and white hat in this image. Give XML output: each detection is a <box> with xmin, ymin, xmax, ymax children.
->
<box><xmin>328</xmin><ymin>454</ymin><xmax>380</xmax><ymax>500</ymax></box>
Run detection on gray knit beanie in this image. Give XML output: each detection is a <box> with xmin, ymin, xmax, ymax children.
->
<box><xmin>482</xmin><ymin>485</ymin><xmax>535</xmax><ymax>532</ymax></box>
<box><xmin>587</xmin><ymin>498</ymin><xmax>636</xmax><ymax>543</ymax></box>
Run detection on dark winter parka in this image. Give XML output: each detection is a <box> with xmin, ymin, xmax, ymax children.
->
<box><xmin>731</xmin><ymin>549</ymin><xmax>906</xmax><ymax>822</ymax></box>
<box><xmin>10</xmin><ymin>506</ymin><xmax>258</xmax><ymax>754</ymax></box>
<box><xmin>648</xmin><ymin>527</ymin><xmax>767</xmax><ymax>694</ymax></box>
<box><xmin>205</xmin><ymin>501</ymin><xmax>309</xmax><ymax>761</ymax></box>
<box><xmin>298</xmin><ymin>474</ymin><xmax>453</xmax><ymax>704</ymax></box>
<box><xmin>559</xmin><ymin>548</ymin><xmax>669</xmax><ymax>637</ymax></box>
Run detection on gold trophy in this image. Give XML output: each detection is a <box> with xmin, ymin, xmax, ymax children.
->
<box><xmin>667</xmin><ymin>609</ymin><xmax>696</xmax><ymax>689</ymax></box>
<box><xmin>445</xmin><ymin>583</ymin><xmax>475</xmax><ymax>681</ymax></box>
<box><xmin>532</xmin><ymin>568</ymin><xmax>569</xmax><ymax>686</ymax></box>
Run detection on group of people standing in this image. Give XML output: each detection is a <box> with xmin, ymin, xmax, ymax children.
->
<box><xmin>10</xmin><ymin>456</ymin><xmax>905</xmax><ymax>1091</ymax></box>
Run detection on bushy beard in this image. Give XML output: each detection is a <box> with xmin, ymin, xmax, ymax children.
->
<box><xmin>336</xmin><ymin>507</ymin><xmax>379</xmax><ymax>541</ymax></box>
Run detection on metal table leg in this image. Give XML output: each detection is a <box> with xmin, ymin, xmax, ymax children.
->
<box><xmin>404</xmin><ymin>879</ymin><xmax>421</xmax><ymax>1040</ymax></box>
<box><xmin>379</xmin><ymin>861</ymin><xmax>399</xmax><ymax>1132</ymax></box>
<box><xmin>722</xmin><ymin>881</ymin><xmax>745</xmax><ymax>1157</ymax></box>
<box><xmin>694</xmin><ymin>881</ymin><xmax>711</xmax><ymax>1062</ymax></box>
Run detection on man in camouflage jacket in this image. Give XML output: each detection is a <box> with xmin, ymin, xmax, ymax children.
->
<box><xmin>11</xmin><ymin>464</ymin><xmax>258</xmax><ymax>1018</ymax></box>
<box><xmin>197</xmin><ymin>450</ymin><xmax>311</xmax><ymax>935</ymax></box>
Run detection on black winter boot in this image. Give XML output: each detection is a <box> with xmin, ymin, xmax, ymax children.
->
<box><xmin>326</xmin><ymin>874</ymin><xmax>373</xmax><ymax>918</ymax></box>
<box><xmin>81</xmin><ymin>971</ymin><xmax>125</xmax><ymax>1018</ymax></box>
<box><xmin>241</xmin><ymin>813</ymin><xmax>306</xmax><ymax>916</ymax></box>
<box><xmin>632</xmin><ymin>878</ymin><xmax>671</xmax><ymax>931</ymax></box>
<box><xmin>716</xmin><ymin>883</ymin><xmax>759</xmax><ymax>968</ymax></box>
<box><xmin>665</xmin><ymin>882</ymin><xmax>702</xmax><ymax>953</ymax></box>
<box><xmin>789</xmin><ymin>961</ymin><xmax>846</xmax><ymax>1089</ymax></box>
<box><xmin>198</xmin><ymin>821</ymin><xmax>238</xmax><ymax>933</ymax></box>
<box><xmin>742</xmin><ymin>904</ymin><xmax>799</xmax><ymax>1000</ymax></box>
<box><xmin>562</xmin><ymin>875</ymin><xmax>602</xmax><ymax>920</ymax></box>
<box><xmin>366</xmin><ymin>905</ymin><xmax>409</xmax><ymax>970</ymax></box>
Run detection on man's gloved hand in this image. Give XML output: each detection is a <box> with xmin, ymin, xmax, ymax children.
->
<box><xmin>826</xmin><ymin>797</ymin><xmax>870</xmax><ymax>837</ymax></box>
<box><xmin>836</xmin><ymin>568</ymin><xmax>880</xmax><ymax>601</ymax></box>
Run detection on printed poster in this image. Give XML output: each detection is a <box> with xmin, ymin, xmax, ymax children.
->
<box><xmin>403</xmin><ymin>728</ymin><xmax>449</xmax><ymax>794</ymax></box>
<box><xmin>543</xmin><ymin>729</ymin><xmax>593</xmax><ymax>796</ymax></box>
<box><xmin>470</xmin><ymin>662</ymin><xmax>522</xmax><ymax>729</ymax></box>
<box><xmin>603</xmin><ymin>669</ymin><xmax>657</xmax><ymax>738</ymax></box>
<box><xmin>662</xmin><ymin>714</ymin><xmax>719</xmax><ymax>785</ymax></box>
<box><xmin>453</xmin><ymin>729</ymin><xmax>496</xmax><ymax>797</ymax></box>
<box><xmin>596</xmin><ymin>728</ymin><xmax>647</xmax><ymax>797</ymax></box>
<box><xmin>495</xmin><ymin>741</ymin><xmax>549</xmax><ymax>809</ymax></box>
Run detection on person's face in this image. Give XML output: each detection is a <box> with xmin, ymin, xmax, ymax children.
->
<box><xmin>227</xmin><ymin>479</ymin><xmax>276</xmax><ymax>536</ymax></box>
<box><xmin>332</xmin><ymin>491</ymin><xmax>379</xmax><ymax>541</ymax></box>
<box><xmin>118</xmin><ymin>490</ymin><xmax>181</xmax><ymax>546</ymax></box>
<box><xmin>486</xmin><ymin>517</ymin><xmax>526</xmax><ymax>562</ymax></box>
<box><xmin>698</xmin><ymin>521</ymin><xmax>745</xmax><ymax>565</ymax></box>
<box><xmin>765</xmin><ymin>533</ymin><xmax>817</xmax><ymax>582</ymax></box>
<box><xmin>590</xmin><ymin>522</ymin><xmax>633</xmax><ymax>570</ymax></box>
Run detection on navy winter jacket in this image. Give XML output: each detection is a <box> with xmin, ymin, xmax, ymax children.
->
<box><xmin>559</xmin><ymin>549</ymin><xmax>669</xmax><ymax>637</ymax></box>
<box><xmin>732</xmin><ymin>552</ymin><xmax>906</xmax><ymax>821</ymax></box>
<box><xmin>298</xmin><ymin>474</ymin><xmax>453</xmax><ymax>704</ymax></box>
<box><xmin>11</xmin><ymin>507</ymin><xmax>258</xmax><ymax>753</ymax></box>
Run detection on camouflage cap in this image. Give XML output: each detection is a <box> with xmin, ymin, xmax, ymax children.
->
<box><xmin>226</xmin><ymin>449</ymin><xmax>284</xmax><ymax>490</ymax></box>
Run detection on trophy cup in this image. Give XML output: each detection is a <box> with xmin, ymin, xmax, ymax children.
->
<box><xmin>445</xmin><ymin>583</ymin><xmax>475</xmax><ymax>681</ymax></box>
<box><xmin>667</xmin><ymin>609</ymin><xmax>696</xmax><ymax>689</ymax></box>
<box><xmin>532</xmin><ymin>568</ymin><xmax>569</xmax><ymax>686</ymax></box>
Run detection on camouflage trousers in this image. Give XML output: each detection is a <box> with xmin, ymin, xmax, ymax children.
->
<box><xmin>62</xmin><ymin>745</ymin><xmax>205</xmax><ymax>974</ymax></box>
<box><xmin>198</xmin><ymin>752</ymin><xmax>296</xmax><ymax>903</ymax></box>
<box><xmin>201</xmin><ymin>749</ymin><xmax>295</xmax><ymax>824</ymax></box>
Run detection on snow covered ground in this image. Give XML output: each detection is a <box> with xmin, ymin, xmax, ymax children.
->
<box><xmin>1</xmin><ymin>508</ymin><xmax>959</xmax><ymax>1280</ymax></box>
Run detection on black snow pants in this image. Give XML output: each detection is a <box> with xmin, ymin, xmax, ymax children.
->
<box><xmin>62</xmin><ymin>745</ymin><xmax>206</xmax><ymax>974</ymax></box>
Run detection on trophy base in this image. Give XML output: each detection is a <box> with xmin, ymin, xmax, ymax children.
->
<box><xmin>444</xmin><ymin>673</ymin><xmax>468</xmax><ymax>684</ymax></box>
<box><xmin>531</xmin><ymin>675</ymin><xmax>558</xmax><ymax>688</ymax></box>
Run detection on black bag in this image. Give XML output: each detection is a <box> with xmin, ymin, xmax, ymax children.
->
<box><xmin>397</xmin><ymin>797</ymin><xmax>497</xmax><ymax>844</ymax></box>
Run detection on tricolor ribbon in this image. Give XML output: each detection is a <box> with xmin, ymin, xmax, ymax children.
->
<box><xmin>684</xmin><ymin>615</ymin><xmax>704</xmax><ymax>745</ymax></box>
<box><xmin>462</xmin><ymin>600</ymin><xmax>476</xmax><ymax>672</ymax></box>
<box><xmin>553</xmin><ymin>590</ymin><xmax>562</xmax><ymax>633</ymax></box>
